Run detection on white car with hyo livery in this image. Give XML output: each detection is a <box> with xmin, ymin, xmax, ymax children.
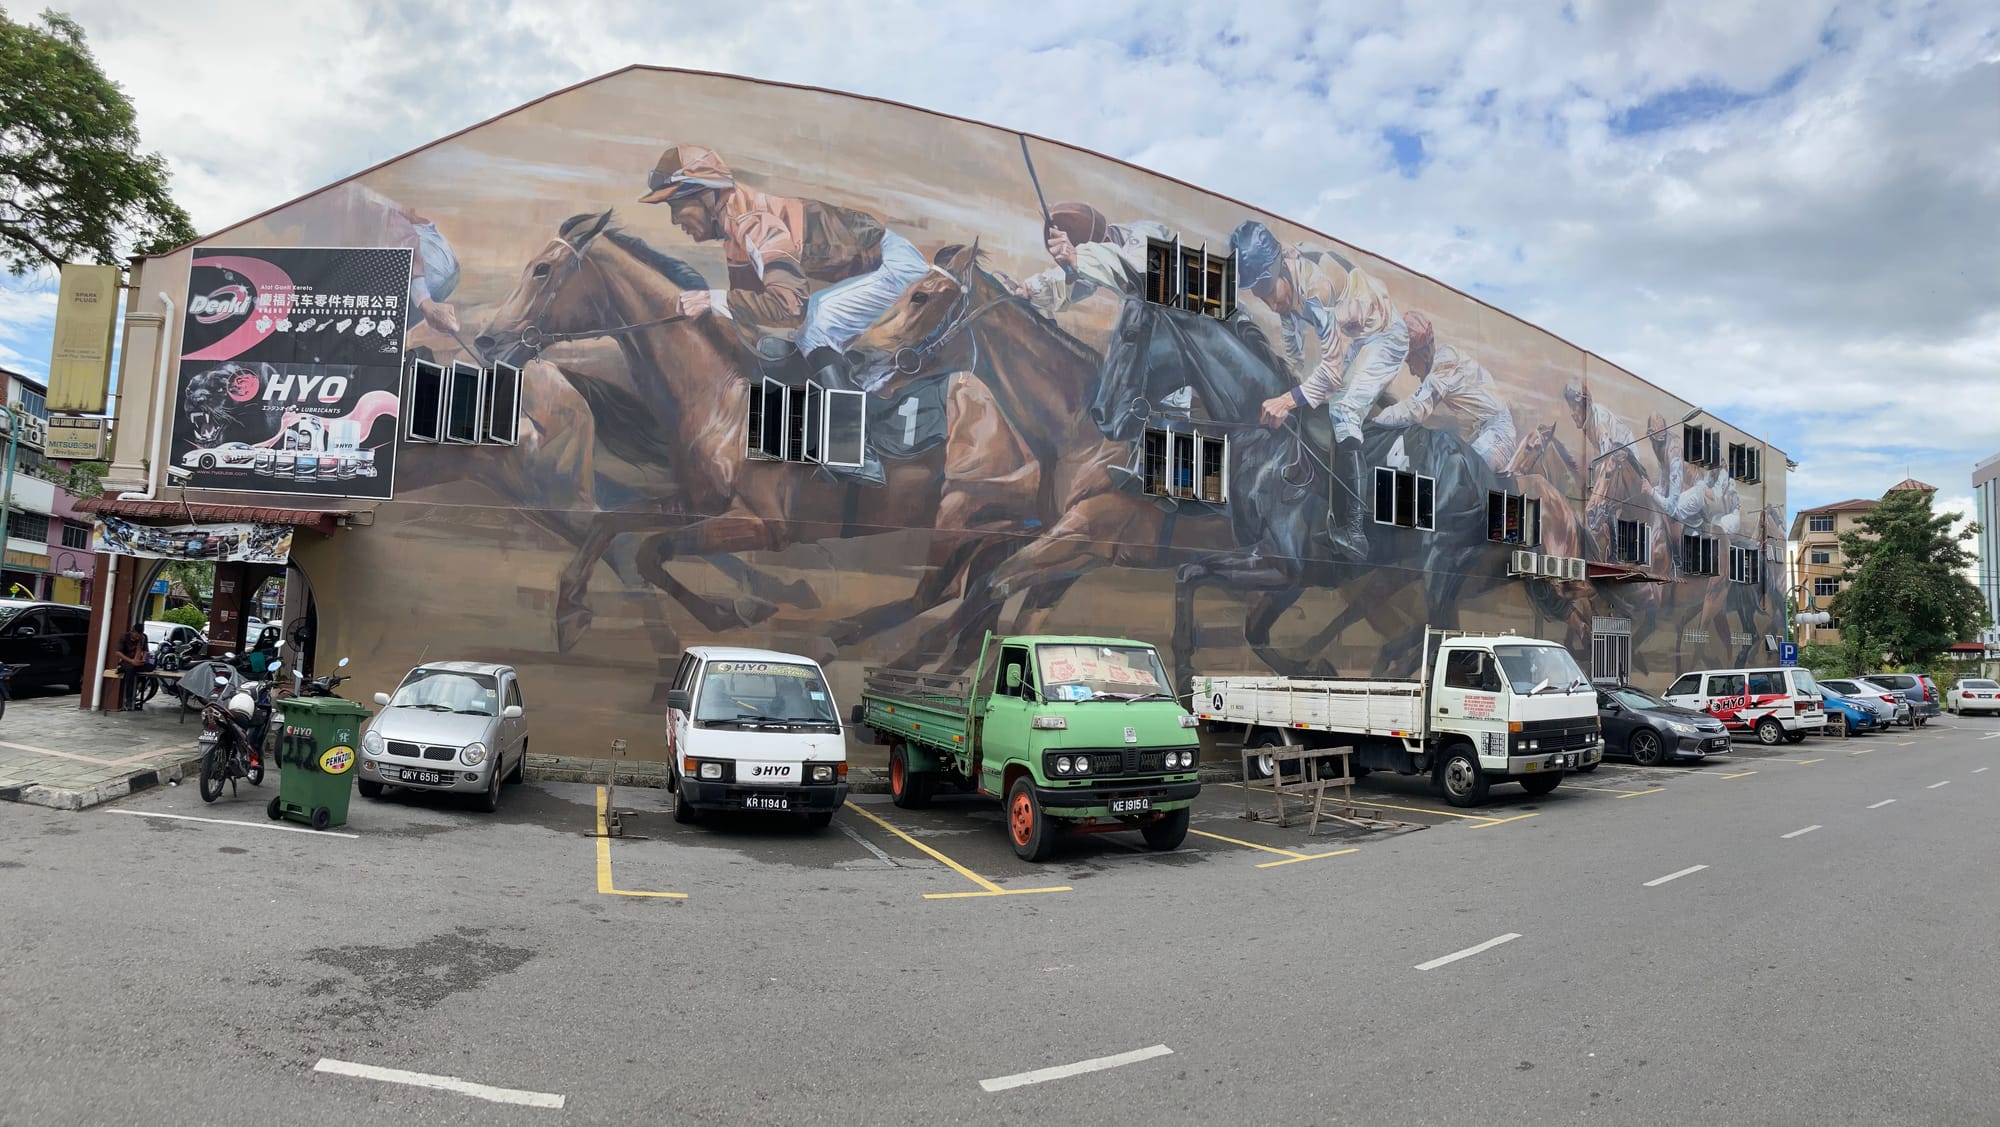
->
<box><xmin>664</xmin><ymin>647</ymin><xmax>849</xmax><ymax>828</ymax></box>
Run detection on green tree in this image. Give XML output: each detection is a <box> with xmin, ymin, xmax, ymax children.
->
<box><xmin>0</xmin><ymin>8</ymin><xmax>195</xmax><ymax>273</ymax></box>
<box><xmin>1831</xmin><ymin>489</ymin><xmax>1990</xmax><ymax>668</ymax></box>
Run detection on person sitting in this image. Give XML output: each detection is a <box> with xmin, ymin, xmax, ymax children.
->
<box><xmin>114</xmin><ymin>629</ymin><xmax>153</xmax><ymax>711</ymax></box>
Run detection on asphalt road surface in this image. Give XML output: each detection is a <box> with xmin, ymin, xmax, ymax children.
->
<box><xmin>4</xmin><ymin>715</ymin><xmax>1997</xmax><ymax>1125</ymax></box>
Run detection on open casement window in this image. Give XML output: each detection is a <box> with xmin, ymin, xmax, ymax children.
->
<box><xmin>1141</xmin><ymin>429</ymin><xmax>1169</xmax><ymax>495</ymax></box>
<box><xmin>799</xmin><ymin>381</ymin><xmax>825</xmax><ymax>465</ymax></box>
<box><xmin>482</xmin><ymin>362</ymin><xmax>521</xmax><ymax>445</ymax></box>
<box><xmin>1683</xmin><ymin>424</ymin><xmax>1720</xmax><ymax>468</ymax></box>
<box><xmin>1374</xmin><ymin>467</ymin><xmax>1435</xmax><ymax>530</ymax></box>
<box><xmin>1728</xmin><ymin>442</ymin><xmax>1761</xmax><ymax>483</ymax></box>
<box><xmin>1486</xmin><ymin>491</ymin><xmax>1540</xmax><ymax>545</ymax></box>
<box><xmin>1681</xmin><ymin>533</ymin><xmax>1719</xmax><ymax>576</ymax></box>
<box><xmin>1141</xmin><ymin>427</ymin><xmax>1228</xmax><ymax>503</ymax></box>
<box><xmin>751</xmin><ymin>377</ymin><xmax>788</xmax><ymax>460</ymax></box>
<box><xmin>1197</xmin><ymin>434</ymin><xmax>1227</xmax><ymax>502</ymax></box>
<box><xmin>1145</xmin><ymin>239</ymin><xmax>1178</xmax><ymax>307</ymax></box>
<box><xmin>405</xmin><ymin>359</ymin><xmax>445</xmax><ymax>444</ymax></box>
<box><xmin>1730</xmin><ymin>545</ymin><xmax>1762</xmax><ymax>585</ymax></box>
<box><xmin>444</xmin><ymin>361</ymin><xmax>485</xmax><ymax>444</ymax></box>
<box><xmin>821</xmin><ymin>388</ymin><xmax>866</xmax><ymax>469</ymax></box>
<box><xmin>1615</xmin><ymin>519</ymin><xmax>1650</xmax><ymax>564</ymax></box>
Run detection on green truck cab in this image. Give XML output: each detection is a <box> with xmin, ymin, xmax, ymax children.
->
<box><xmin>853</xmin><ymin>634</ymin><xmax>1202</xmax><ymax>861</ymax></box>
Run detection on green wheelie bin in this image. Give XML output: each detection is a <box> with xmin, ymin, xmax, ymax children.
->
<box><xmin>267</xmin><ymin>696</ymin><xmax>373</xmax><ymax>831</ymax></box>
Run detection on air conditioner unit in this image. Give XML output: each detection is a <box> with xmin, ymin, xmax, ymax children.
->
<box><xmin>1562</xmin><ymin>557</ymin><xmax>1588</xmax><ymax>581</ymax></box>
<box><xmin>1509</xmin><ymin>550</ymin><xmax>1539</xmax><ymax>577</ymax></box>
<box><xmin>1540</xmin><ymin>555</ymin><xmax>1567</xmax><ymax>579</ymax></box>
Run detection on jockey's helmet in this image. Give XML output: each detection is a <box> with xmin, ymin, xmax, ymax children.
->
<box><xmin>640</xmin><ymin>144</ymin><xmax>736</xmax><ymax>204</ymax></box>
<box><xmin>1230</xmin><ymin>221</ymin><xmax>1283</xmax><ymax>290</ymax></box>
<box><xmin>1046</xmin><ymin>201</ymin><xmax>1108</xmax><ymax>248</ymax></box>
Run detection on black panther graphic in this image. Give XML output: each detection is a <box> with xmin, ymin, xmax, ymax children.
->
<box><xmin>180</xmin><ymin>362</ymin><xmax>265</xmax><ymax>447</ymax></box>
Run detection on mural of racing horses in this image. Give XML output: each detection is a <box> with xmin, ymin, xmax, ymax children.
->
<box><xmin>1091</xmin><ymin>298</ymin><xmax>1508</xmax><ymax>688</ymax></box>
<box><xmin>840</xmin><ymin>242</ymin><xmax>1236</xmax><ymax>672</ymax></box>
<box><xmin>474</xmin><ymin>211</ymin><xmax>1043</xmax><ymax>688</ymax></box>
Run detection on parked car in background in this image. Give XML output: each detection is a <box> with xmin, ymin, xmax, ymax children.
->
<box><xmin>1662</xmin><ymin>666</ymin><xmax>1826</xmax><ymax>745</ymax></box>
<box><xmin>143</xmin><ymin>620</ymin><xmax>208</xmax><ymax>669</ymax></box>
<box><xmin>1862</xmin><ymin>673</ymin><xmax>1939</xmax><ymax>725</ymax></box>
<box><xmin>0</xmin><ymin>601</ymin><xmax>90</xmax><ymax>692</ymax></box>
<box><xmin>1947</xmin><ymin>678</ymin><xmax>2000</xmax><ymax>716</ymax></box>
<box><xmin>1596</xmin><ymin>685</ymin><xmax>1732</xmax><ymax>765</ymax></box>
<box><xmin>1815</xmin><ymin>684</ymin><xmax>1882</xmax><ymax>736</ymax></box>
<box><xmin>1818</xmin><ymin>678</ymin><xmax>1908</xmax><ymax>727</ymax></box>
<box><xmin>358</xmin><ymin>662</ymin><xmax>528</xmax><ymax>812</ymax></box>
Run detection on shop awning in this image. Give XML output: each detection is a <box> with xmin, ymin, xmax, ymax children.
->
<box><xmin>74</xmin><ymin>496</ymin><xmax>349</xmax><ymax>535</ymax></box>
<box><xmin>1586</xmin><ymin>561</ymin><xmax>1671</xmax><ymax>584</ymax></box>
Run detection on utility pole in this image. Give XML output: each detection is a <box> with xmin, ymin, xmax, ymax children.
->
<box><xmin>0</xmin><ymin>403</ymin><xmax>20</xmax><ymax>588</ymax></box>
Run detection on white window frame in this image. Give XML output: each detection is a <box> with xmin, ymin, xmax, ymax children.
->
<box><xmin>1196</xmin><ymin>434</ymin><xmax>1228</xmax><ymax>503</ymax></box>
<box><xmin>820</xmin><ymin>388</ymin><xmax>867</xmax><ymax>469</ymax></box>
<box><xmin>443</xmin><ymin>361</ymin><xmax>485</xmax><ymax>445</ymax></box>
<box><xmin>1730</xmin><ymin>545</ymin><xmax>1762</xmax><ymax>585</ymax></box>
<box><xmin>404</xmin><ymin>359</ymin><xmax>446</xmax><ymax>444</ymax></box>
<box><xmin>752</xmin><ymin>377</ymin><xmax>788</xmax><ymax>460</ymax></box>
<box><xmin>1486</xmin><ymin>490</ymin><xmax>1541</xmax><ymax>546</ymax></box>
<box><xmin>1813</xmin><ymin>577</ymin><xmax>1838</xmax><ymax>598</ymax></box>
<box><xmin>799</xmin><ymin>380</ymin><xmax>825</xmax><ymax>465</ymax></box>
<box><xmin>1807</xmin><ymin>514</ymin><xmax>1834</xmax><ymax>533</ymax></box>
<box><xmin>1615</xmin><ymin>518</ymin><xmax>1650</xmax><ymax>564</ymax></box>
<box><xmin>1375</xmin><ymin>467</ymin><xmax>1435</xmax><ymax>531</ymax></box>
<box><xmin>482</xmin><ymin>362</ymin><xmax>521</xmax><ymax>446</ymax></box>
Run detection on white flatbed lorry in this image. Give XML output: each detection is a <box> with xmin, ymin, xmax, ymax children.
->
<box><xmin>1193</xmin><ymin>630</ymin><xmax>1603</xmax><ymax>806</ymax></box>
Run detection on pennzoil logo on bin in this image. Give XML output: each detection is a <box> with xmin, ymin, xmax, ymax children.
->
<box><xmin>319</xmin><ymin>745</ymin><xmax>355</xmax><ymax>774</ymax></box>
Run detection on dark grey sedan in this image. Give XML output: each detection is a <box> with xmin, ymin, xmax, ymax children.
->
<box><xmin>1597</xmin><ymin>686</ymin><xmax>1733</xmax><ymax>766</ymax></box>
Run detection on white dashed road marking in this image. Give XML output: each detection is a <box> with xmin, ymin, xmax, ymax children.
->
<box><xmin>1867</xmin><ymin>799</ymin><xmax>1897</xmax><ymax>809</ymax></box>
<box><xmin>1927</xmin><ymin>781</ymin><xmax>1950</xmax><ymax>789</ymax></box>
<box><xmin>313</xmin><ymin>1058</ymin><xmax>564</xmax><ymax>1108</ymax></box>
<box><xmin>1414</xmin><ymin>933</ymin><xmax>1521</xmax><ymax>971</ymax></box>
<box><xmin>1781</xmin><ymin>825</ymin><xmax>1821</xmax><ymax>839</ymax></box>
<box><xmin>1644</xmin><ymin>864</ymin><xmax>1709</xmax><ymax>887</ymax></box>
<box><xmin>980</xmin><ymin>1045</ymin><xmax>1174</xmax><ymax>1092</ymax></box>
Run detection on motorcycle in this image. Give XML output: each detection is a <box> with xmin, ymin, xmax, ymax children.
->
<box><xmin>296</xmin><ymin>656</ymin><xmax>353</xmax><ymax>698</ymax></box>
<box><xmin>196</xmin><ymin>669</ymin><xmax>281</xmax><ymax>804</ymax></box>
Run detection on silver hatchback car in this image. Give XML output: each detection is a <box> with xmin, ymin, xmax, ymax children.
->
<box><xmin>356</xmin><ymin>662</ymin><xmax>528</xmax><ymax>812</ymax></box>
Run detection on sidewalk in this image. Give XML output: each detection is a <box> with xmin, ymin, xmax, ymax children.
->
<box><xmin>0</xmin><ymin>694</ymin><xmax>208</xmax><ymax>811</ymax></box>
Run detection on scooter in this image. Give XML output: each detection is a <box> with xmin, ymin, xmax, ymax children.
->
<box><xmin>296</xmin><ymin>656</ymin><xmax>353</xmax><ymax>699</ymax></box>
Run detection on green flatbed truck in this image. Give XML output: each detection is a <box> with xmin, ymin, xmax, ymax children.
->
<box><xmin>853</xmin><ymin>633</ymin><xmax>1202</xmax><ymax>861</ymax></box>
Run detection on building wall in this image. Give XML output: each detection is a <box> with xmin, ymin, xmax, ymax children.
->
<box><xmin>1791</xmin><ymin>507</ymin><xmax>1875</xmax><ymax>646</ymax></box>
<box><xmin>108</xmin><ymin>68</ymin><xmax>1788</xmax><ymax>760</ymax></box>
<box><xmin>1976</xmin><ymin>454</ymin><xmax>2000</xmax><ymax>645</ymax></box>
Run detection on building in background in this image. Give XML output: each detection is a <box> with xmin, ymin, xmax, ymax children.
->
<box><xmin>1</xmin><ymin>367</ymin><xmax>55</xmax><ymax>598</ymax></box>
<box><xmin>1789</xmin><ymin>478</ymin><xmax>1938</xmax><ymax>648</ymax></box>
<box><xmin>1976</xmin><ymin>454</ymin><xmax>2000</xmax><ymax>648</ymax></box>
<box><xmin>81</xmin><ymin>67</ymin><xmax>1788</xmax><ymax>735</ymax></box>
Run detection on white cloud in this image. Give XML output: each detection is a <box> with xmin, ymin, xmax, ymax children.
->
<box><xmin>0</xmin><ymin>271</ymin><xmax>58</xmax><ymax>378</ymax></box>
<box><xmin>39</xmin><ymin>0</ymin><xmax>2000</xmax><ymax>507</ymax></box>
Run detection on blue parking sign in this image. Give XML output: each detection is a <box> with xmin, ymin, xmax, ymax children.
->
<box><xmin>1779</xmin><ymin>642</ymin><xmax>1799</xmax><ymax>666</ymax></box>
<box><xmin>149</xmin><ymin>578</ymin><xmax>169</xmax><ymax>595</ymax></box>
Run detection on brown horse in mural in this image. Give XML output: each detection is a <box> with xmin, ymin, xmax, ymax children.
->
<box><xmin>473</xmin><ymin>210</ymin><xmax>1043</xmax><ymax>682</ymax></box>
<box><xmin>840</xmin><ymin>242</ymin><xmax>1238</xmax><ymax>673</ymax></box>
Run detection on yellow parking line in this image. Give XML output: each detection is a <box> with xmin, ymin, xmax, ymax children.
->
<box><xmin>1188</xmin><ymin>827</ymin><xmax>1307</xmax><ymax>859</ymax></box>
<box><xmin>1467</xmin><ymin>812</ymin><xmax>1541</xmax><ymax>830</ymax></box>
<box><xmin>1565</xmin><ymin>784</ymin><xmax>1647</xmax><ymax>795</ymax></box>
<box><xmin>1895</xmin><ymin>741</ymin><xmax>1916</xmax><ymax>747</ymax></box>
<box><xmin>1614</xmin><ymin>788</ymin><xmax>1666</xmax><ymax>799</ymax></box>
<box><xmin>1719</xmin><ymin>770</ymin><xmax>1759</xmax><ymax>779</ymax></box>
<box><xmin>595</xmin><ymin>788</ymin><xmax>688</xmax><ymax>900</ymax></box>
<box><xmin>1218</xmin><ymin>782</ymin><xmax>1500</xmax><ymax>823</ymax></box>
<box><xmin>1849</xmin><ymin>748</ymin><xmax>1873</xmax><ymax>755</ymax></box>
<box><xmin>842</xmin><ymin>801</ymin><xmax>1071</xmax><ymax>900</ymax></box>
<box><xmin>1256</xmin><ymin>848</ymin><xmax>1360</xmax><ymax>869</ymax></box>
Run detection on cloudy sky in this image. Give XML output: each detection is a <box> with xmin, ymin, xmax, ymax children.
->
<box><xmin>3</xmin><ymin>0</ymin><xmax>1994</xmax><ymax>521</ymax></box>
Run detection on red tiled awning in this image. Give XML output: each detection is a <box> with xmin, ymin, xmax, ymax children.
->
<box><xmin>74</xmin><ymin>496</ymin><xmax>348</xmax><ymax>535</ymax></box>
<box><xmin>1586</xmin><ymin>561</ymin><xmax>1670</xmax><ymax>583</ymax></box>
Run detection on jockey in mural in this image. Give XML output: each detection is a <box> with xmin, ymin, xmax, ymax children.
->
<box><xmin>1228</xmin><ymin>220</ymin><xmax>1343</xmax><ymax>377</ymax></box>
<box><xmin>1562</xmin><ymin>379</ymin><xmax>1641</xmax><ymax>556</ymax></box>
<box><xmin>1008</xmin><ymin>201</ymin><xmax>1193</xmax><ymax>494</ymax></box>
<box><xmin>1369</xmin><ymin>343</ymin><xmax>1520</xmax><ymax>476</ymax></box>
<box><xmin>301</xmin><ymin>182</ymin><xmax>464</xmax><ymax>342</ymax></box>
<box><xmin>639</xmin><ymin>143</ymin><xmax>929</xmax><ymax>486</ymax></box>
<box><xmin>1258</xmin><ymin>266</ymin><xmax>1411</xmax><ymax>559</ymax></box>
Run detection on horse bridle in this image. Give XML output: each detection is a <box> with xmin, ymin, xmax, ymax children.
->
<box><xmin>882</xmin><ymin>263</ymin><xmax>1019</xmax><ymax>377</ymax></box>
<box><xmin>506</xmin><ymin>235</ymin><xmax>696</xmax><ymax>357</ymax></box>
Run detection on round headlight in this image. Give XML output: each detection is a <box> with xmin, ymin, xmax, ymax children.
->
<box><xmin>1056</xmin><ymin>756</ymin><xmax>1072</xmax><ymax>775</ymax></box>
<box><xmin>459</xmin><ymin>741</ymin><xmax>488</xmax><ymax>767</ymax></box>
<box><xmin>1183</xmin><ymin>751</ymin><xmax>1197</xmax><ymax>769</ymax></box>
<box><xmin>1074</xmin><ymin>755</ymin><xmax>1091</xmax><ymax>774</ymax></box>
<box><xmin>361</xmin><ymin>729</ymin><xmax>384</xmax><ymax>756</ymax></box>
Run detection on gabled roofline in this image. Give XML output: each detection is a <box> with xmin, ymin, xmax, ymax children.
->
<box><xmin>154</xmin><ymin>64</ymin><xmax>1789</xmax><ymax>463</ymax></box>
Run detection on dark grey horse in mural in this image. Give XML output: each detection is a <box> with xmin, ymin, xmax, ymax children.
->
<box><xmin>1090</xmin><ymin>298</ymin><xmax>1510</xmax><ymax>689</ymax></box>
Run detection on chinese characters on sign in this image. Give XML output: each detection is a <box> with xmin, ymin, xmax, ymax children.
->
<box><xmin>168</xmin><ymin>247</ymin><xmax>414</xmax><ymax>500</ymax></box>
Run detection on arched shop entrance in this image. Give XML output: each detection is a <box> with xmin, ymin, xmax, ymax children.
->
<box><xmin>71</xmin><ymin>497</ymin><xmax>348</xmax><ymax>713</ymax></box>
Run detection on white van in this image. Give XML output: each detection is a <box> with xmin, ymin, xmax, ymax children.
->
<box><xmin>664</xmin><ymin>646</ymin><xmax>848</xmax><ymax>829</ymax></box>
<box><xmin>1662</xmin><ymin>666</ymin><xmax>1826</xmax><ymax>746</ymax></box>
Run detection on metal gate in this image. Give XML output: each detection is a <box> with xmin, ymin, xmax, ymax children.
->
<box><xmin>1591</xmin><ymin>616</ymin><xmax>1633</xmax><ymax>684</ymax></box>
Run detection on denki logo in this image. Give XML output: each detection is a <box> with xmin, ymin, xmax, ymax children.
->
<box><xmin>190</xmin><ymin>284</ymin><xmax>254</xmax><ymax>323</ymax></box>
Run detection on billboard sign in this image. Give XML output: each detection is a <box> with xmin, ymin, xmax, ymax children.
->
<box><xmin>92</xmin><ymin>515</ymin><xmax>293</xmax><ymax>565</ymax></box>
<box><xmin>167</xmin><ymin>247</ymin><xmax>412</xmax><ymax>499</ymax></box>
<box><xmin>47</xmin><ymin>263</ymin><xmax>122</xmax><ymax>414</ymax></box>
<box><xmin>44</xmin><ymin>416</ymin><xmax>108</xmax><ymax>460</ymax></box>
